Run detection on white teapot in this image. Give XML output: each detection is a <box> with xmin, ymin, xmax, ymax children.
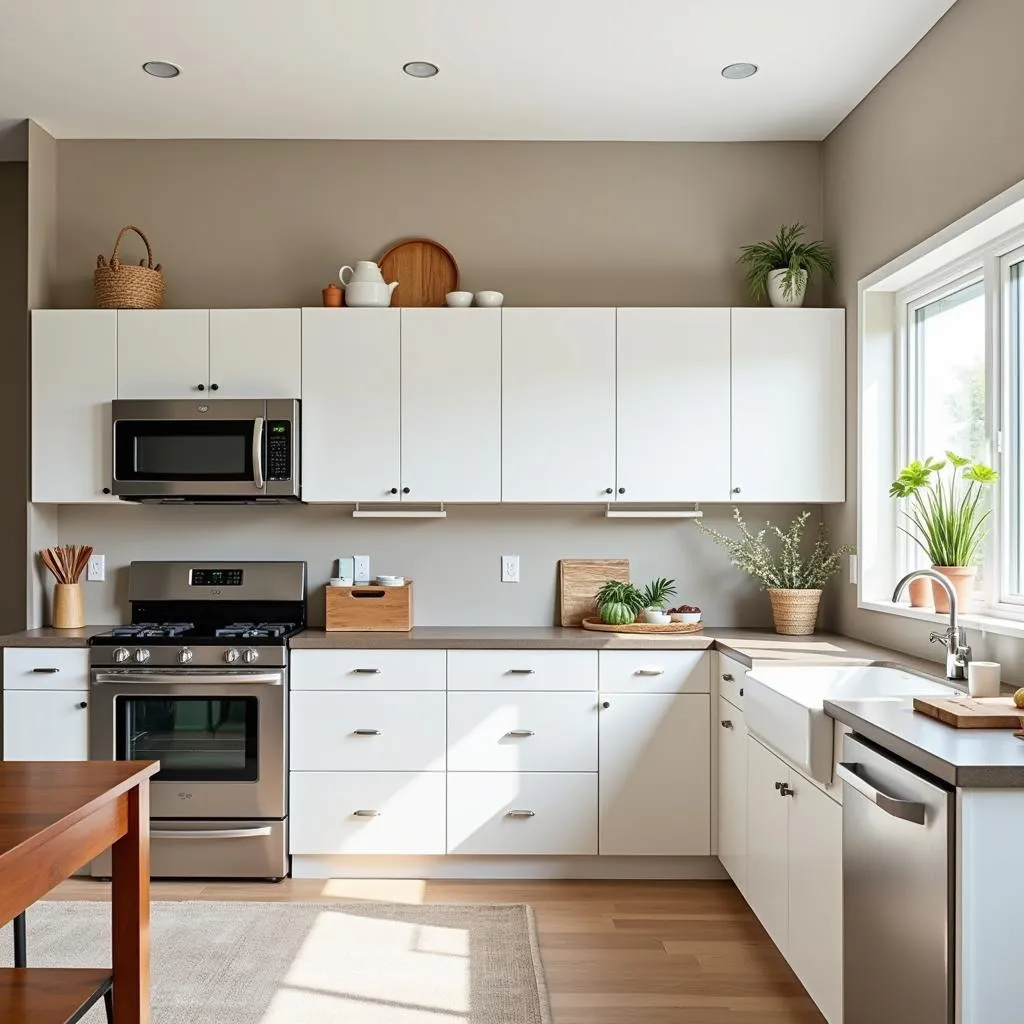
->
<box><xmin>339</xmin><ymin>261</ymin><xmax>399</xmax><ymax>307</ymax></box>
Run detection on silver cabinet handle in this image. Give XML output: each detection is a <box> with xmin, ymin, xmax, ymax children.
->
<box><xmin>353</xmin><ymin>810</ymin><xmax>381</xmax><ymax>817</ymax></box>
<box><xmin>722</xmin><ymin>673</ymin><xmax>735</xmax><ymax>682</ymax></box>
<box><xmin>635</xmin><ymin>668</ymin><xmax>665</xmax><ymax>676</ymax></box>
<box><xmin>252</xmin><ymin>416</ymin><xmax>265</xmax><ymax>490</ymax></box>
<box><xmin>507</xmin><ymin>669</ymin><xmax>536</xmax><ymax>675</ymax></box>
<box><xmin>151</xmin><ymin>827</ymin><xmax>272</xmax><ymax>840</ymax></box>
<box><xmin>506</xmin><ymin>729</ymin><xmax>535</xmax><ymax>737</ymax></box>
<box><xmin>837</xmin><ymin>763</ymin><xmax>927</xmax><ymax>825</ymax></box>
<box><xmin>720</xmin><ymin>719</ymin><xmax>733</xmax><ymax>729</ymax></box>
<box><xmin>353</xmin><ymin>729</ymin><xmax>381</xmax><ymax>736</ymax></box>
<box><xmin>354</xmin><ymin>668</ymin><xmax>381</xmax><ymax>674</ymax></box>
<box><xmin>506</xmin><ymin>809</ymin><xmax>536</xmax><ymax>818</ymax></box>
<box><xmin>32</xmin><ymin>667</ymin><xmax>60</xmax><ymax>674</ymax></box>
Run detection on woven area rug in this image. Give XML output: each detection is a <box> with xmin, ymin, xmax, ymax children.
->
<box><xmin>1</xmin><ymin>901</ymin><xmax>552</xmax><ymax>1024</ymax></box>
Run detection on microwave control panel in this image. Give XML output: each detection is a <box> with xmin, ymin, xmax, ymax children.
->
<box><xmin>266</xmin><ymin>421</ymin><xmax>292</xmax><ymax>481</ymax></box>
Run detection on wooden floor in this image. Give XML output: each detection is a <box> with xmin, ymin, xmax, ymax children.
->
<box><xmin>47</xmin><ymin>877</ymin><xmax>825</xmax><ymax>1023</ymax></box>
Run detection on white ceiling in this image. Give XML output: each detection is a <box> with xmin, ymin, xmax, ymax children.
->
<box><xmin>0</xmin><ymin>0</ymin><xmax>957</xmax><ymax>141</ymax></box>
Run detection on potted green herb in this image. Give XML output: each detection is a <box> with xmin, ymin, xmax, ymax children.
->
<box><xmin>737</xmin><ymin>223</ymin><xmax>835</xmax><ymax>307</ymax></box>
<box><xmin>695</xmin><ymin>510</ymin><xmax>852</xmax><ymax>634</ymax></box>
<box><xmin>889</xmin><ymin>452</ymin><xmax>998</xmax><ymax>613</ymax></box>
<box><xmin>641</xmin><ymin>577</ymin><xmax>677</xmax><ymax>624</ymax></box>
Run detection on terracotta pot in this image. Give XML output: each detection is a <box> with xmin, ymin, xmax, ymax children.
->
<box><xmin>322</xmin><ymin>283</ymin><xmax>343</xmax><ymax>307</ymax></box>
<box><xmin>767</xmin><ymin>588</ymin><xmax>822</xmax><ymax>636</ymax></box>
<box><xmin>908</xmin><ymin>577</ymin><xmax>933</xmax><ymax>609</ymax></box>
<box><xmin>930</xmin><ymin>566</ymin><xmax>977</xmax><ymax>614</ymax></box>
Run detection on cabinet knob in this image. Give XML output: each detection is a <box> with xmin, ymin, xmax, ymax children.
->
<box><xmin>389</xmin><ymin>488</ymin><xmax>398</xmax><ymax>495</ymax></box>
<box><xmin>778</xmin><ymin>783</ymin><xmax>795</xmax><ymax>797</ymax></box>
<box><xmin>196</xmin><ymin>384</ymin><xmax>206</xmax><ymax>391</ymax></box>
<box><xmin>77</xmin><ymin>701</ymin><xmax>88</xmax><ymax>709</ymax></box>
<box><xmin>605</xmin><ymin>487</ymin><xmax>614</xmax><ymax>495</ymax></box>
<box><xmin>618</xmin><ymin>487</ymin><xmax>626</xmax><ymax>495</ymax></box>
<box><xmin>402</xmin><ymin>486</ymin><xmax>411</xmax><ymax>494</ymax></box>
<box><xmin>210</xmin><ymin>383</ymin><xmax>219</xmax><ymax>391</ymax></box>
<box><xmin>601</xmin><ymin>700</ymin><xmax>611</xmax><ymax>709</ymax></box>
<box><xmin>722</xmin><ymin>673</ymin><xmax>735</xmax><ymax>682</ymax></box>
<box><xmin>732</xmin><ymin>486</ymin><xmax>741</xmax><ymax>494</ymax></box>
<box><xmin>102</xmin><ymin>487</ymin><xmax>111</xmax><ymax>495</ymax></box>
<box><xmin>720</xmin><ymin>719</ymin><xmax>733</xmax><ymax>729</ymax></box>
<box><xmin>740</xmin><ymin>687</ymin><xmax>744</xmax><ymax>697</ymax></box>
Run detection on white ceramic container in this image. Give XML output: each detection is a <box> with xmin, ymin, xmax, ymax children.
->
<box><xmin>642</xmin><ymin>608</ymin><xmax>671</xmax><ymax>625</ymax></box>
<box><xmin>446</xmin><ymin>291</ymin><xmax>474</xmax><ymax>307</ymax></box>
<box><xmin>474</xmin><ymin>290</ymin><xmax>504</xmax><ymax>308</ymax></box>
<box><xmin>670</xmin><ymin>611</ymin><xmax>702</xmax><ymax>625</ymax></box>
<box><xmin>344</xmin><ymin>280</ymin><xmax>398</xmax><ymax>307</ymax></box>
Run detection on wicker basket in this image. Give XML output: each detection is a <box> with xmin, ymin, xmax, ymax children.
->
<box><xmin>93</xmin><ymin>225</ymin><xmax>165</xmax><ymax>309</ymax></box>
<box><xmin>767</xmin><ymin>588</ymin><xmax>822</xmax><ymax>636</ymax></box>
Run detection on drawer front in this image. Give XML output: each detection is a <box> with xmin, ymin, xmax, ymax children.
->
<box><xmin>3</xmin><ymin>648</ymin><xmax>89</xmax><ymax>691</ymax></box>
<box><xmin>598</xmin><ymin>651</ymin><xmax>709</xmax><ymax>693</ymax></box>
<box><xmin>447</xmin><ymin>772</ymin><xmax>597</xmax><ymax>855</ymax></box>
<box><xmin>447</xmin><ymin>650</ymin><xmax>597</xmax><ymax>691</ymax></box>
<box><xmin>447</xmin><ymin>691</ymin><xmax>598</xmax><ymax>772</ymax></box>
<box><xmin>719</xmin><ymin>654</ymin><xmax>748</xmax><ymax>709</ymax></box>
<box><xmin>290</xmin><ymin>771</ymin><xmax>446</xmax><ymax>854</ymax></box>
<box><xmin>290</xmin><ymin>691</ymin><xmax>446</xmax><ymax>771</ymax></box>
<box><xmin>290</xmin><ymin>649</ymin><xmax>446</xmax><ymax>690</ymax></box>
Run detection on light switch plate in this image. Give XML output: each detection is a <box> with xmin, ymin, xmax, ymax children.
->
<box><xmin>501</xmin><ymin>555</ymin><xmax>520</xmax><ymax>583</ymax></box>
<box><xmin>354</xmin><ymin>555</ymin><xmax>371</xmax><ymax>584</ymax></box>
<box><xmin>87</xmin><ymin>553</ymin><xmax>105</xmax><ymax>582</ymax></box>
<box><xmin>848</xmin><ymin>553</ymin><xmax>858</xmax><ymax>585</ymax></box>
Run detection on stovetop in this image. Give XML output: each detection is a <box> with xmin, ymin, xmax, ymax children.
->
<box><xmin>95</xmin><ymin>621</ymin><xmax>301</xmax><ymax>643</ymax></box>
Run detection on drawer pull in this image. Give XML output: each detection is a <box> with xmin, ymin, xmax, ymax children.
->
<box><xmin>353</xmin><ymin>668</ymin><xmax>382</xmax><ymax>675</ymax></box>
<box><xmin>634</xmin><ymin>668</ymin><xmax>665</xmax><ymax>676</ymax></box>
<box><xmin>353</xmin><ymin>729</ymin><xmax>381</xmax><ymax>736</ymax></box>
<box><xmin>720</xmin><ymin>719</ymin><xmax>733</xmax><ymax>729</ymax></box>
<box><xmin>77</xmin><ymin>701</ymin><xmax>88</xmax><ymax>710</ymax></box>
<box><xmin>506</xmin><ymin>729</ymin><xmax>535</xmax><ymax>737</ymax></box>
<box><xmin>506</xmin><ymin>809</ymin><xmax>536</xmax><ymax>818</ymax></box>
<box><xmin>507</xmin><ymin>669</ymin><xmax>536</xmax><ymax>675</ymax></box>
<box><xmin>353</xmin><ymin>809</ymin><xmax>381</xmax><ymax>817</ymax></box>
<box><xmin>722</xmin><ymin>673</ymin><xmax>735</xmax><ymax>682</ymax></box>
<box><xmin>32</xmin><ymin>667</ymin><xmax>60</xmax><ymax>674</ymax></box>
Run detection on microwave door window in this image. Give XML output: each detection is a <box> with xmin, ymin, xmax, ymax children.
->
<box><xmin>116</xmin><ymin>420</ymin><xmax>256</xmax><ymax>481</ymax></box>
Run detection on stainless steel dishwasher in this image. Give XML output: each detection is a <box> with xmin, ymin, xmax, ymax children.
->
<box><xmin>838</xmin><ymin>734</ymin><xmax>955</xmax><ymax>1024</ymax></box>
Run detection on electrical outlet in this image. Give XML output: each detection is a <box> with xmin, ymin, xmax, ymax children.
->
<box><xmin>501</xmin><ymin>555</ymin><xmax>520</xmax><ymax>583</ymax></box>
<box><xmin>848</xmin><ymin>553</ymin><xmax>858</xmax><ymax>585</ymax></box>
<box><xmin>353</xmin><ymin>555</ymin><xmax>371</xmax><ymax>584</ymax></box>
<box><xmin>87</xmin><ymin>553</ymin><xmax>105</xmax><ymax>582</ymax></box>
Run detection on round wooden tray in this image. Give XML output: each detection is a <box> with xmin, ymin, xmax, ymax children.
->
<box><xmin>378</xmin><ymin>237</ymin><xmax>459</xmax><ymax>307</ymax></box>
<box><xmin>581</xmin><ymin>618</ymin><xmax>703</xmax><ymax>635</ymax></box>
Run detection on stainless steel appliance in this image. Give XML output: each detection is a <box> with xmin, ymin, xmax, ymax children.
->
<box><xmin>111</xmin><ymin>398</ymin><xmax>300</xmax><ymax>503</ymax></box>
<box><xmin>89</xmin><ymin>560</ymin><xmax>306</xmax><ymax>879</ymax></box>
<box><xmin>838</xmin><ymin>734</ymin><xmax>955</xmax><ymax>1024</ymax></box>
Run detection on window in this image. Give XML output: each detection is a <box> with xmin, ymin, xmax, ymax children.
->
<box><xmin>1004</xmin><ymin>251</ymin><xmax>1024</xmax><ymax>602</ymax></box>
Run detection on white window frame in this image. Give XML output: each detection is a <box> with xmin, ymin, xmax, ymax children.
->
<box><xmin>998</xmin><ymin>244</ymin><xmax>1024</xmax><ymax>609</ymax></box>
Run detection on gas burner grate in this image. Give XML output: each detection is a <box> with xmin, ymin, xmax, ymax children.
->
<box><xmin>109</xmin><ymin>622</ymin><xmax>194</xmax><ymax>639</ymax></box>
<box><xmin>214</xmin><ymin>622</ymin><xmax>296</xmax><ymax>639</ymax></box>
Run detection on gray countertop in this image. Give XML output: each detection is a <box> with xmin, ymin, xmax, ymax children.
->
<box><xmin>825</xmin><ymin>697</ymin><xmax>1024</xmax><ymax>788</ymax></box>
<box><xmin>0</xmin><ymin>626</ymin><xmax>112</xmax><ymax>647</ymax></box>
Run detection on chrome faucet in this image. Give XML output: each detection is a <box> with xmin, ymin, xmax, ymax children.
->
<box><xmin>892</xmin><ymin>569</ymin><xmax>972</xmax><ymax>681</ymax></box>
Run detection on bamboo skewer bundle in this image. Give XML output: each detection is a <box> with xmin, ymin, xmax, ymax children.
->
<box><xmin>40</xmin><ymin>545</ymin><xmax>93</xmax><ymax>585</ymax></box>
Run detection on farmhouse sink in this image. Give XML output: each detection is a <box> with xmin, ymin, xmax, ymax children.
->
<box><xmin>744</xmin><ymin>664</ymin><xmax>955</xmax><ymax>783</ymax></box>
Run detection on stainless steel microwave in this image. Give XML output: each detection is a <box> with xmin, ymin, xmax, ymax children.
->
<box><xmin>111</xmin><ymin>398</ymin><xmax>300</xmax><ymax>503</ymax></box>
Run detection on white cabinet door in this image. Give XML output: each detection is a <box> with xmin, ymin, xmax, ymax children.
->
<box><xmin>501</xmin><ymin>308</ymin><xmax>616</xmax><ymax>501</ymax></box>
<box><xmin>209</xmin><ymin>309</ymin><xmax>301</xmax><ymax>398</ymax></box>
<box><xmin>731</xmin><ymin>308</ymin><xmax>845</xmax><ymax>502</ymax></box>
<box><xmin>401</xmin><ymin>309</ymin><xmax>501</xmax><ymax>502</ymax></box>
<box><xmin>598</xmin><ymin>693</ymin><xmax>710</xmax><ymax>856</ymax></box>
<box><xmin>3</xmin><ymin>690</ymin><xmax>89</xmax><ymax>760</ymax></box>
<box><xmin>788</xmin><ymin>778</ymin><xmax>843</xmax><ymax>1024</ymax></box>
<box><xmin>745</xmin><ymin>737</ymin><xmax>790</xmax><ymax>953</ymax></box>
<box><xmin>717</xmin><ymin>696</ymin><xmax>748</xmax><ymax>895</ymax></box>
<box><xmin>32</xmin><ymin>310</ymin><xmax>118</xmax><ymax>503</ymax></box>
<box><xmin>117</xmin><ymin>309</ymin><xmax>210</xmax><ymax>399</ymax></box>
<box><xmin>301</xmin><ymin>308</ymin><xmax>401</xmax><ymax>502</ymax></box>
<box><xmin>616</xmin><ymin>308</ymin><xmax>731</xmax><ymax>501</ymax></box>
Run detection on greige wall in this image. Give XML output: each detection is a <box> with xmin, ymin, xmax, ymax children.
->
<box><xmin>56</xmin><ymin>503</ymin><xmax>816</xmax><ymax>628</ymax></box>
<box><xmin>54</xmin><ymin>140</ymin><xmax>823</xmax><ymax>309</ymax></box>
<box><xmin>823</xmin><ymin>0</ymin><xmax>1024</xmax><ymax>672</ymax></box>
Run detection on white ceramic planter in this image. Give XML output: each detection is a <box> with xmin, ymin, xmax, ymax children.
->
<box><xmin>767</xmin><ymin>269</ymin><xmax>807</xmax><ymax>308</ymax></box>
<box><xmin>642</xmin><ymin>608</ymin><xmax>671</xmax><ymax>625</ymax></box>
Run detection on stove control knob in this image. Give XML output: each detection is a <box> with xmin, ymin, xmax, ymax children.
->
<box><xmin>113</xmin><ymin>647</ymin><xmax>130</xmax><ymax>664</ymax></box>
<box><xmin>177</xmin><ymin>648</ymin><xmax>194</xmax><ymax>664</ymax></box>
<box><xmin>242</xmin><ymin>648</ymin><xmax>259</xmax><ymax>664</ymax></box>
<box><xmin>133</xmin><ymin>648</ymin><xmax>151</xmax><ymax>664</ymax></box>
<box><xmin>224</xmin><ymin>648</ymin><xmax>241</xmax><ymax>664</ymax></box>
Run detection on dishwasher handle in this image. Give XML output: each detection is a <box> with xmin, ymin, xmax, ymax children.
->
<box><xmin>837</xmin><ymin>762</ymin><xmax>927</xmax><ymax>825</ymax></box>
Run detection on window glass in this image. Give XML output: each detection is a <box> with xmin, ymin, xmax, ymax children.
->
<box><xmin>1009</xmin><ymin>262</ymin><xmax>1024</xmax><ymax>597</ymax></box>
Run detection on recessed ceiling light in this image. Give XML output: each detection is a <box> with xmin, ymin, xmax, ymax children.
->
<box><xmin>142</xmin><ymin>61</ymin><xmax>180</xmax><ymax>79</ymax></box>
<box><xmin>403</xmin><ymin>61</ymin><xmax>439</xmax><ymax>79</ymax></box>
<box><xmin>721</xmin><ymin>62</ymin><xmax>758</xmax><ymax>80</ymax></box>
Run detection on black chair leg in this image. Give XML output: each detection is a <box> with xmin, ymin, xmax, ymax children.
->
<box><xmin>12</xmin><ymin>912</ymin><xmax>26</xmax><ymax>968</ymax></box>
<box><xmin>103</xmin><ymin>985</ymin><xmax>114</xmax><ymax>1023</ymax></box>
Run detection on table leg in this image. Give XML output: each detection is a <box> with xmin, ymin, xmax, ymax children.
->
<box><xmin>12</xmin><ymin>912</ymin><xmax>26</xmax><ymax>968</ymax></box>
<box><xmin>111</xmin><ymin>781</ymin><xmax>150</xmax><ymax>1024</ymax></box>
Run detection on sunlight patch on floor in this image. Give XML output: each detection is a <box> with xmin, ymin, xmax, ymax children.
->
<box><xmin>320</xmin><ymin>878</ymin><xmax>428</xmax><ymax>904</ymax></box>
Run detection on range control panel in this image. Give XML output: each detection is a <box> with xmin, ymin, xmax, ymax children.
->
<box><xmin>267</xmin><ymin>421</ymin><xmax>292</xmax><ymax>481</ymax></box>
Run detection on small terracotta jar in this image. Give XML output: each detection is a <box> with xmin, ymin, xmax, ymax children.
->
<box><xmin>322</xmin><ymin>283</ymin><xmax>343</xmax><ymax>307</ymax></box>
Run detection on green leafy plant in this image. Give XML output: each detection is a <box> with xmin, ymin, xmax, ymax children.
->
<box><xmin>737</xmin><ymin>223</ymin><xmax>836</xmax><ymax>302</ymax></box>
<box><xmin>695</xmin><ymin>509</ymin><xmax>853</xmax><ymax>590</ymax></box>
<box><xmin>595</xmin><ymin>580</ymin><xmax>645</xmax><ymax>625</ymax></box>
<box><xmin>889</xmin><ymin>452</ymin><xmax>998</xmax><ymax>567</ymax></box>
<box><xmin>642</xmin><ymin>577</ymin><xmax>677</xmax><ymax>609</ymax></box>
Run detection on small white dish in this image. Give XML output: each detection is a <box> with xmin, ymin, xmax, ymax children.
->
<box><xmin>328</xmin><ymin>577</ymin><xmax>353</xmax><ymax>587</ymax></box>
<box><xmin>670</xmin><ymin>612</ymin><xmax>702</xmax><ymax>625</ymax></box>
<box><xmin>474</xmin><ymin>290</ymin><xmax>504</xmax><ymax>308</ymax></box>
<box><xmin>375</xmin><ymin>575</ymin><xmax>405</xmax><ymax>586</ymax></box>
<box><xmin>445</xmin><ymin>291</ymin><xmax>474</xmax><ymax>307</ymax></box>
<box><xmin>643</xmin><ymin>609</ymin><xmax>672</xmax><ymax>625</ymax></box>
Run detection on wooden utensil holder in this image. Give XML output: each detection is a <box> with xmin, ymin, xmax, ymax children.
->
<box><xmin>53</xmin><ymin>583</ymin><xmax>84</xmax><ymax>629</ymax></box>
<box><xmin>325</xmin><ymin>582</ymin><xmax>413</xmax><ymax>631</ymax></box>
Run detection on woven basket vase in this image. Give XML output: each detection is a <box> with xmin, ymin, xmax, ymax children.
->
<box><xmin>94</xmin><ymin>225</ymin><xmax>165</xmax><ymax>309</ymax></box>
<box><xmin>767</xmin><ymin>588</ymin><xmax>822</xmax><ymax>636</ymax></box>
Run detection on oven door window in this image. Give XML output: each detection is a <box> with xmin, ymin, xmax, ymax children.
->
<box><xmin>116</xmin><ymin>696</ymin><xmax>259</xmax><ymax>782</ymax></box>
<box><xmin>114</xmin><ymin>420</ymin><xmax>257</xmax><ymax>481</ymax></box>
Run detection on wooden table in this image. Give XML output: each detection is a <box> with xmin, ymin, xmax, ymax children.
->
<box><xmin>0</xmin><ymin>761</ymin><xmax>158</xmax><ymax>1024</ymax></box>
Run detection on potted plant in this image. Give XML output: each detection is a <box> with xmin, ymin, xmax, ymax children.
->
<box><xmin>737</xmin><ymin>223</ymin><xmax>835</xmax><ymax>308</ymax></box>
<box><xmin>595</xmin><ymin>580</ymin><xmax>645</xmax><ymax>626</ymax></box>
<box><xmin>641</xmin><ymin>578</ymin><xmax>677</xmax><ymax>624</ymax></box>
<box><xmin>889</xmin><ymin>453</ymin><xmax>998</xmax><ymax>613</ymax></box>
<box><xmin>695</xmin><ymin>510</ymin><xmax>853</xmax><ymax>635</ymax></box>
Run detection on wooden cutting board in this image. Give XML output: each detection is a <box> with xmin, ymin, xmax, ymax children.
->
<box><xmin>558</xmin><ymin>559</ymin><xmax>629</xmax><ymax>628</ymax></box>
<box><xmin>377</xmin><ymin>238</ymin><xmax>459</xmax><ymax>307</ymax></box>
<box><xmin>913</xmin><ymin>695</ymin><xmax>1024</xmax><ymax>729</ymax></box>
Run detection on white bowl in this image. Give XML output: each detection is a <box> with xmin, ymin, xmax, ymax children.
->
<box><xmin>375</xmin><ymin>575</ymin><xmax>405</xmax><ymax>586</ymax></box>
<box><xmin>643</xmin><ymin>608</ymin><xmax>672</xmax><ymax>625</ymax></box>
<box><xmin>474</xmin><ymin>290</ymin><xmax>504</xmax><ymax>308</ymax></box>
<box><xmin>445</xmin><ymin>291</ymin><xmax>474</xmax><ymax>307</ymax></box>
<box><xmin>670</xmin><ymin>612</ymin><xmax>702</xmax><ymax>625</ymax></box>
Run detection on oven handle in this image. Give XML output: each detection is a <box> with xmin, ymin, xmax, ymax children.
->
<box><xmin>91</xmin><ymin>672</ymin><xmax>283</xmax><ymax>686</ymax></box>
<box><xmin>151</xmin><ymin>827</ymin><xmax>273</xmax><ymax>840</ymax></box>
<box><xmin>252</xmin><ymin>416</ymin><xmax>265</xmax><ymax>490</ymax></box>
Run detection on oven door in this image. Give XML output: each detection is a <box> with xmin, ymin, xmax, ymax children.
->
<box><xmin>89</xmin><ymin>671</ymin><xmax>286</xmax><ymax>820</ymax></box>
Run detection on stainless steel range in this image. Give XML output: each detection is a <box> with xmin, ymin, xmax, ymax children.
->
<box><xmin>89</xmin><ymin>561</ymin><xmax>306</xmax><ymax>880</ymax></box>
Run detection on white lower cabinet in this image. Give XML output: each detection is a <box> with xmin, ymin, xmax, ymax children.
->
<box><xmin>717</xmin><ymin>695</ymin><xmax>747</xmax><ymax>894</ymax></box>
<box><xmin>447</xmin><ymin>772</ymin><xmax>598</xmax><ymax>855</ymax></box>
<box><xmin>3</xmin><ymin>689</ymin><xmax>89</xmax><ymax>760</ymax></box>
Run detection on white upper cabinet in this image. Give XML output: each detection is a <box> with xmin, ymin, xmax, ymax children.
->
<box><xmin>731</xmin><ymin>308</ymin><xmax>846</xmax><ymax>503</ymax></box>
<box><xmin>209</xmin><ymin>309</ymin><xmax>301</xmax><ymax>398</ymax></box>
<box><xmin>501</xmin><ymin>308</ymin><xmax>616</xmax><ymax>502</ymax></box>
<box><xmin>616</xmin><ymin>308</ymin><xmax>731</xmax><ymax>502</ymax></box>
<box><xmin>32</xmin><ymin>310</ymin><xmax>118</xmax><ymax>503</ymax></box>
<box><xmin>117</xmin><ymin>309</ymin><xmax>210</xmax><ymax>399</ymax></box>
<box><xmin>301</xmin><ymin>308</ymin><xmax>401</xmax><ymax>502</ymax></box>
<box><xmin>400</xmin><ymin>309</ymin><xmax>501</xmax><ymax>502</ymax></box>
